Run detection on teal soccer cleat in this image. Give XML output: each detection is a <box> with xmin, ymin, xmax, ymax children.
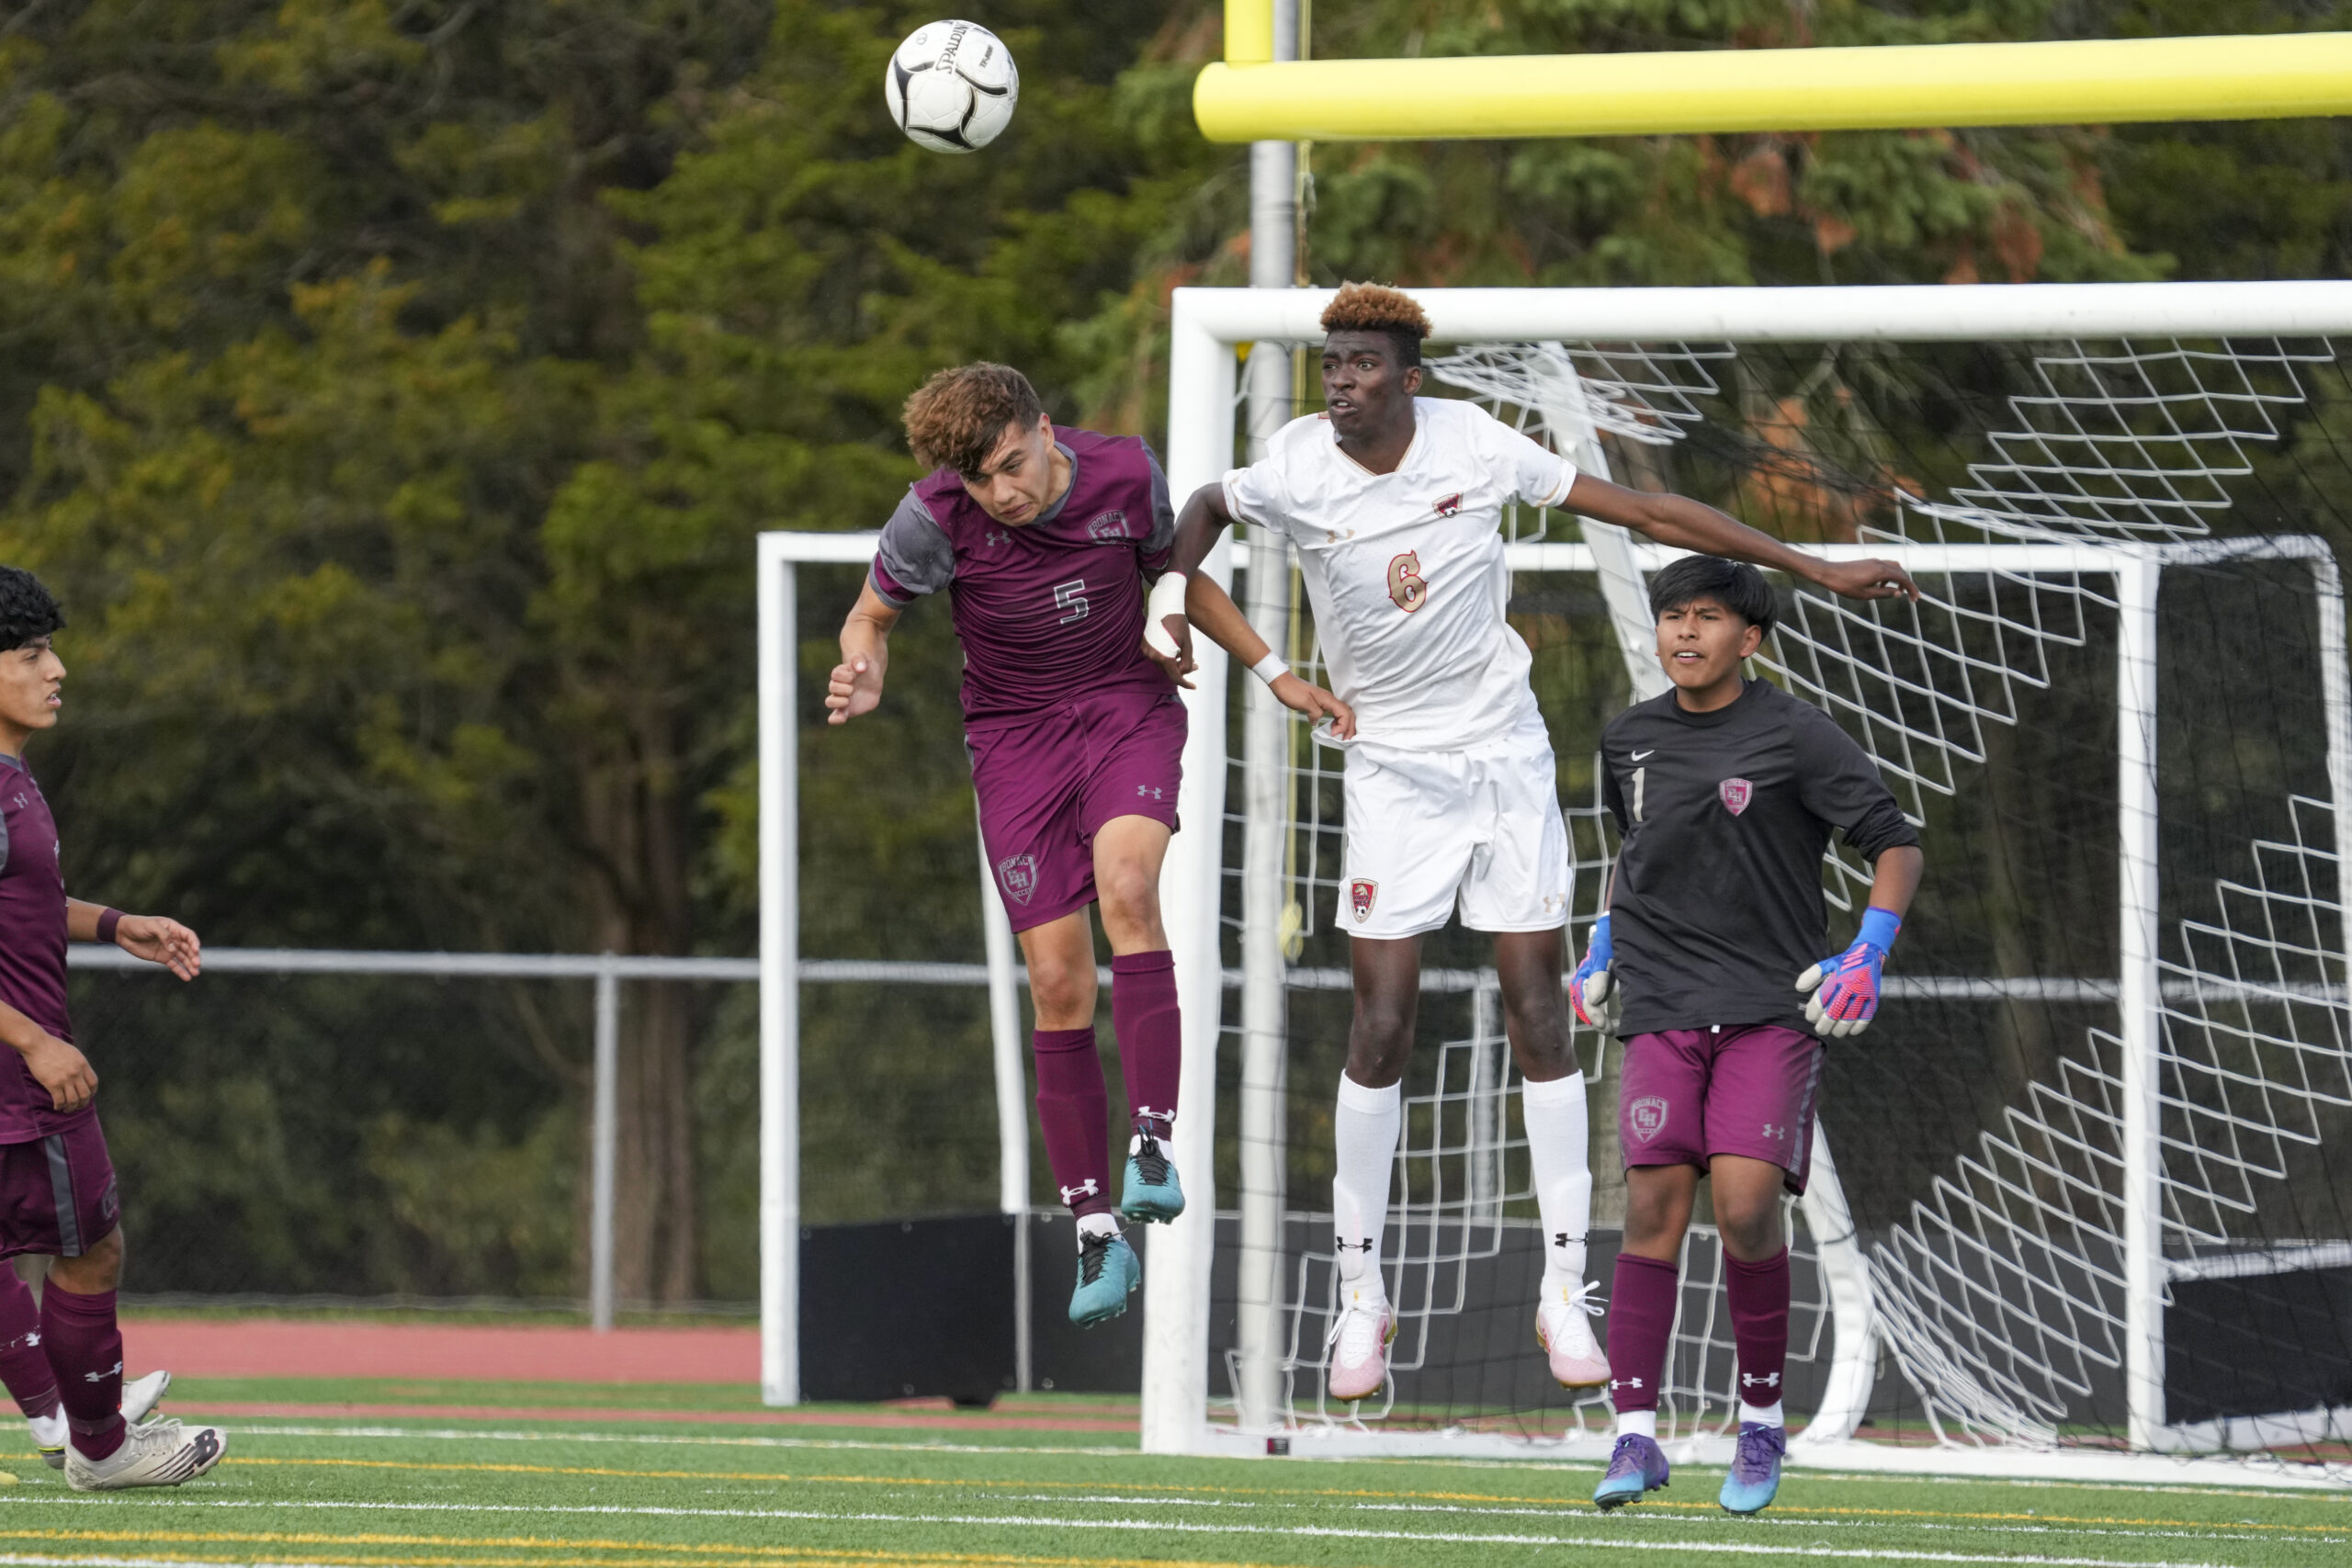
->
<box><xmin>1718</xmin><ymin>1421</ymin><xmax>1786</xmax><ymax>1514</ymax></box>
<box><xmin>1069</xmin><ymin>1229</ymin><xmax>1141</xmax><ymax>1327</ymax></box>
<box><xmin>1120</xmin><ymin>1131</ymin><xmax>1185</xmax><ymax>1224</ymax></box>
<box><xmin>1592</xmin><ymin>1433</ymin><xmax>1670</xmax><ymax>1510</ymax></box>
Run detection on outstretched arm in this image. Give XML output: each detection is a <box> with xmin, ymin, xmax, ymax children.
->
<box><xmin>826</xmin><ymin>581</ymin><xmax>902</xmax><ymax>726</ymax></box>
<box><xmin>1142</xmin><ymin>482</ymin><xmax>1356</xmax><ymax>739</ymax></box>
<box><xmin>1566</xmin><ymin>474</ymin><xmax>1918</xmax><ymax>604</ymax></box>
<box><xmin>68</xmin><ymin>898</ymin><xmax>200</xmax><ymax>980</ymax></box>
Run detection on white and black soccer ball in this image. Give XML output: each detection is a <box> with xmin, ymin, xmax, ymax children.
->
<box><xmin>885</xmin><ymin>20</ymin><xmax>1019</xmax><ymax>154</ymax></box>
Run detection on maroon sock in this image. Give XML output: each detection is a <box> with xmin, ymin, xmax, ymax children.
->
<box><xmin>1606</xmin><ymin>1252</ymin><xmax>1680</xmax><ymax>1416</ymax></box>
<box><xmin>1034</xmin><ymin>1027</ymin><xmax>1114</xmax><ymax>1218</ymax></box>
<box><xmin>1725</xmin><ymin>1247</ymin><xmax>1792</xmax><ymax>1412</ymax></box>
<box><xmin>0</xmin><ymin>1271</ymin><xmax>58</xmax><ymax>1420</ymax></box>
<box><xmin>41</xmin><ymin>1283</ymin><xmax>123</xmax><ymax>1460</ymax></box>
<box><xmin>1109</xmin><ymin>951</ymin><xmax>1181</xmax><ymax>1137</ymax></box>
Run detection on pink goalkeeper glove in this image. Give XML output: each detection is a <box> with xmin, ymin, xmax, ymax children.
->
<box><xmin>1795</xmin><ymin>906</ymin><xmax>1901</xmax><ymax>1039</ymax></box>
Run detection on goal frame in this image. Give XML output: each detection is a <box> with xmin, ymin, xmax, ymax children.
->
<box><xmin>1141</xmin><ymin>281</ymin><xmax>2352</xmax><ymax>1477</ymax></box>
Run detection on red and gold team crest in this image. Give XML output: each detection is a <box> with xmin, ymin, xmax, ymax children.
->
<box><xmin>997</xmin><ymin>853</ymin><xmax>1039</xmax><ymax>907</ymax></box>
<box><xmin>1432</xmin><ymin>492</ymin><xmax>1463</xmax><ymax>516</ymax></box>
<box><xmin>1349</xmin><ymin>878</ymin><xmax>1379</xmax><ymax>922</ymax></box>
<box><xmin>1628</xmin><ymin>1095</ymin><xmax>1670</xmax><ymax>1145</ymax></box>
<box><xmin>1718</xmin><ymin>777</ymin><xmax>1754</xmax><ymax>817</ymax></box>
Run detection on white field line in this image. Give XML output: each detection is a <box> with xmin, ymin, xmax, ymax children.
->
<box><xmin>215</xmin><ymin>1424</ymin><xmax>1133</xmax><ymax>1458</ymax></box>
<box><xmin>211</xmin><ymin>1426</ymin><xmax>2348</xmax><ymax>1506</ymax></box>
<box><xmin>0</xmin><ymin>1495</ymin><xmax>2328</xmax><ymax>1566</ymax></box>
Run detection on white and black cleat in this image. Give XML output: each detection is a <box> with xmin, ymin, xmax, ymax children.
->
<box><xmin>28</xmin><ymin>1370</ymin><xmax>168</xmax><ymax>1472</ymax></box>
<box><xmin>65</xmin><ymin>1415</ymin><xmax>225</xmax><ymax>1491</ymax></box>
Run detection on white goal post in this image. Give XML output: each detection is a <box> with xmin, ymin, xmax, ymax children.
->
<box><xmin>1136</xmin><ymin>281</ymin><xmax>2352</xmax><ymax>1479</ymax></box>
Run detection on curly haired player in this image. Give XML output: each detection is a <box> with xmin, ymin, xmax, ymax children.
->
<box><xmin>0</xmin><ymin>566</ymin><xmax>221</xmax><ymax>1489</ymax></box>
<box><xmin>826</xmin><ymin>365</ymin><xmax>1349</xmax><ymax>1327</ymax></box>
<box><xmin>1578</xmin><ymin>556</ymin><xmax>1923</xmax><ymax>1514</ymax></box>
<box><xmin>1150</xmin><ymin>284</ymin><xmax>1918</xmax><ymax>1406</ymax></box>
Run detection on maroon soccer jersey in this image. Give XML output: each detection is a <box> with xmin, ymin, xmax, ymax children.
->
<box><xmin>869</xmin><ymin>428</ymin><xmax>1176</xmax><ymax>726</ymax></box>
<box><xmin>0</xmin><ymin>752</ymin><xmax>86</xmax><ymax>1142</ymax></box>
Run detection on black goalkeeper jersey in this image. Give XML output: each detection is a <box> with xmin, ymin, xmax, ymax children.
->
<box><xmin>1600</xmin><ymin>679</ymin><xmax>1919</xmax><ymax>1035</ymax></box>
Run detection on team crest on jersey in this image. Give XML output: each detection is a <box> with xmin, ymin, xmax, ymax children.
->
<box><xmin>1432</xmin><ymin>492</ymin><xmax>1463</xmax><ymax>516</ymax></box>
<box><xmin>1349</xmin><ymin>878</ymin><xmax>1379</xmax><ymax>922</ymax></box>
<box><xmin>1719</xmin><ymin>777</ymin><xmax>1754</xmax><ymax>816</ymax></box>
<box><xmin>1086</xmin><ymin>510</ymin><xmax>1130</xmax><ymax>541</ymax></box>
<box><xmin>997</xmin><ymin>853</ymin><xmax>1039</xmax><ymax>906</ymax></box>
<box><xmin>1628</xmin><ymin>1095</ymin><xmax>1670</xmax><ymax>1145</ymax></box>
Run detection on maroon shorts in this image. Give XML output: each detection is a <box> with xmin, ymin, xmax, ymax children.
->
<box><xmin>0</xmin><ymin>1113</ymin><xmax>120</xmax><ymax>1259</ymax></box>
<box><xmin>1619</xmin><ymin>1024</ymin><xmax>1825</xmax><ymax>1195</ymax></box>
<box><xmin>968</xmin><ymin>685</ymin><xmax>1186</xmax><ymax>932</ymax></box>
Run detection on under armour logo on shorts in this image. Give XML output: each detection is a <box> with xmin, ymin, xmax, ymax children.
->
<box><xmin>1719</xmin><ymin>777</ymin><xmax>1754</xmax><ymax>816</ymax></box>
<box><xmin>1628</xmin><ymin>1095</ymin><xmax>1669</xmax><ymax>1144</ymax></box>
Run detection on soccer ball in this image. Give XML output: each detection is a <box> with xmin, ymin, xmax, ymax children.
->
<box><xmin>885</xmin><ymin>20</ymin><xmax>1019</xmax><ymax>154</ymax></box>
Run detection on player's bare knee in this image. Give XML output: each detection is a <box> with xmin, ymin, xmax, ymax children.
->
<box><xmin>52</xmin><ymin>1227</ymin><xmax>123</xmax><ymax>1293</ymax></box>
<box><xmin>1026</xmin><ymin>956</ymin><xmax>1094</xmax><ymax>1026</ymax></box>
<box><xmin>1096</xmin><ymin>873</ymin><xmax>1163</xmax><ymax>950</ymax></box>
<box><xmin>1715</xmin><ymin>1203</ymin><xmax>1782</xmax><ymax>1262</ymax></box>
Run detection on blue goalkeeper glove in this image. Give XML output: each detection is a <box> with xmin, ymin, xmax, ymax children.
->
<box><xmin>1796</xmin><ymin>907</ymin><xmax>1903</xmax><ymax>1038</ymax></box>
<box><xmin>1570</xmin><ymin>914</ymin><xmax>1621</xmax><ymax>1034</ymax></box>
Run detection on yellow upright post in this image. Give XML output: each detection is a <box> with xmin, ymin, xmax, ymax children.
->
<box><xmin>1227</xmin><ymin>0</ymin><xmax>1274</xmax><ymax>67</ymax></box>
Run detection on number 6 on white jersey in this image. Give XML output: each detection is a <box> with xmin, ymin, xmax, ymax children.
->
<box><xmin>1386</xmin><ymin>550</ymin><xmax>1427</xmax><ymax>612</ymax></box>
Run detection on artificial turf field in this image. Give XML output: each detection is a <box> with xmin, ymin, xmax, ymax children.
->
<box><xmin>0</xmin><ymin>1378</ymin><xmax>2340</xmax><ymax>1568</ymax></box>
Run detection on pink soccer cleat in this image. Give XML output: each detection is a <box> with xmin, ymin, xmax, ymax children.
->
<box><xmin>1536</xmin><ymin>1281</ymin><xmax>1611</xmax><ymax>1390</ymax></box>
<box><xmin>1326</xmin><ymin>1286</ymin><xmax>1396</xmax><ymax>1403</ymax></box>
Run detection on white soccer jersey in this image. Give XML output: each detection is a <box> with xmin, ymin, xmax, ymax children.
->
<box><xmin>1223</xmin><ymin>397</ymin><xmax>1577</xmax><ymax>752</ymax></box>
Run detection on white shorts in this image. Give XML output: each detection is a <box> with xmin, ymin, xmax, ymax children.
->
<box><xmin>1336</xmin><ymin>724</ymin><xmax>1573</xmax><ymax>939</ymax></box>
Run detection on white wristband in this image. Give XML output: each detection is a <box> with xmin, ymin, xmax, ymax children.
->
<box><xmin>1250</xmin><ymin>652</ymin><xmax>1289</xmax><ymax>686</ymax></box>
<box><xmin>1144</xmin><ymin>571</ymin><xmax>1188</xmax><ymax>657</ymax></box>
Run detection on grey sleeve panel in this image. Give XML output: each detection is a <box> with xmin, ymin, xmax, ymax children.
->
<box><xmin>1142</xmin><ymin>446</ymin><xmax>1177</xmax><ymax>556</ymax></box>
<box><xmin>870</xmin><ymin>491</ymin><xmax>955</xmax><ymax>604</ymax></box>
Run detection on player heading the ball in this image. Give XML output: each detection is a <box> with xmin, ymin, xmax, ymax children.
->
<box><xmin>1146</xmin><ymin>283</ymin><xmax>1917</xmax><ymax>1405</ymax></box>
<box><xmin>1579</xmin><ymin>557</ymin><xmax>1923</xmax><ymax>1515</ymax></box>
<box><xmin>826</xmin><ymin>365</ymin><xmax>1348</xmax><ymax>1328</ymax></box>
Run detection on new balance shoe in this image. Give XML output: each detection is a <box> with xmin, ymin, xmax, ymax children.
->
<box><xmin>1325</xmin><ymin>1286</ymin><xmax>1396</xmax><ymax>1403</ymax></box>
<box><xmin>1120</xmin><ymin>1131</ymin><xmax>1185</xmax><ymax>1224</ymax></box>
<box><xmin>1535</xmin><ymin>1281</ymin><xmax>1611</xmax><ymax>1389</ymax></box>
<box><xmin>1718</xmin><ymin>1420</ymin><xmax>1787</xmax><ymax>1514</ymax></box>
<box><xmin>65</xmin><ymin>1416</ymin><xmax>225</xmax><ymax>1492</ymax></box>
<box><xmin>1069</xmin><ymin>1229</ymin><xmax>1141</xmax><ymax>1327</ymax></box>
<box><xmin>28</xmin><ymin>1368</ymin><xmax>167</xmax><ymax>1471</ymax></box>
<box><xmin>1592</xmin><ymin>1432</ymin><xmax>1670</xmax><ymax>1509</ymax></box>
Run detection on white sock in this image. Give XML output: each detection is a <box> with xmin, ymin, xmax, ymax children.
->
<box><xmin>1615</xmin><ymin>1409</ymin><xmax>1657</xmax><ymax>1440</ymax></box>
<box><xmin>1075</xmin><ymin>1212</ymin><xmax>1119</xmax><ymax>1247</ymax></box>
<box><xmin>1333</xmin><ymin>1073</ymin><xmax>1401</xmax><ymax>1299</ymax></box>
<box><xmin>1740</xmin><ymin>1400</ymin><xmax>1785</xmax><ymax>1428</ymax></box>
<box><xmin>1522</xmin><ymin>1070</ymin><xmax>1593</xmax><ymax>1298</ymax></box>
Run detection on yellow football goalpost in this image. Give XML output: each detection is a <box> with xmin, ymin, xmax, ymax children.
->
<box><xmin>1198</xmin><ymin>1</ymin><xmax>2352</xmax><ymax>141</ymax></box>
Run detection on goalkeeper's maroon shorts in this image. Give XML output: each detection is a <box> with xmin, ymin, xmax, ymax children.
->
<box><xmin>1618</xmin><ymin>1024</ymin><xmax>1825</xmax><ymax>1196</ymax></box>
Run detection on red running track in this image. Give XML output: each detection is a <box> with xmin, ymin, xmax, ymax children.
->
<box><xmin>123</xmin><ymin>1319</ymin><xmax>758</xmax><ymax>1384</ymax></box>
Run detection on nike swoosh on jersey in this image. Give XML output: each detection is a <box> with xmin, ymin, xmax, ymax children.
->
<box><xmin>1631</xmin><ymin>749</ymin><xmax>1656</xmax><ymax>761</ymax></box>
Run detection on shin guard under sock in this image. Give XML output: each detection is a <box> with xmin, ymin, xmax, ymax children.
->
<box><xmin>1109</xmin><ymin>951</ymin><xmax>1181</xmax><ymax>1137</ymax></box>
<box><xmin>1034</xmin><ymin>1027</ymin><xmax>1114</xmax><ymax>1219</ymax></box>
<box><xmin>1725</xmin><ymin>1247</ymin><xmax>1792</xmax><ymax>1423</ymax></box>
<box><xmin>1521</xmin><ymin>1072</ymin><xmax>1593</xmax><ymax>1295</ymax></box>
<box><xmin>40</xmin><ymin>1283</ymin><xmax>122</xmax><ymax>1460</ymax></box>
<box><xmin>1607</xmin><ymin>1252</ymin><xmax>1679</xmax><ymax>1432</ymax></box>
<box><xmin>1332</xmin><ymin>1074</ymin><xmax>1402</xmax><ymax>1294</ymax></box>
<box><xmin>0</xmin><ymin>1270</ymin><xmax>57</xmax><ymax>1420</ymax></box>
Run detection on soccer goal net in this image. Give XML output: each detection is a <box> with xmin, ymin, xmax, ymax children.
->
<box><xmin>1126</xmin><ymin>283</ymin><xmax>2352</xmax><ymax>1483</ymax></box>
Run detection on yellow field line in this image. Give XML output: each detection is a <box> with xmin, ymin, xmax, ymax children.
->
<box><xmin>0</xmin><ymin>1525</ymin><xmax>1288</xmax><ymax>1568</ymax></box>
<box><xmin>227</xmin><ymin>1455</ymin><xmax>2348</xmax><ymax>1535</ymax></box>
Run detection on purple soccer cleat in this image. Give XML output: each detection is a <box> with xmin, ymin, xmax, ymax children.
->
<box><xmin>1592</xmin><ymin>1432</ymin><xmax>1670</xmax><ymax>1509</ymax></box>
